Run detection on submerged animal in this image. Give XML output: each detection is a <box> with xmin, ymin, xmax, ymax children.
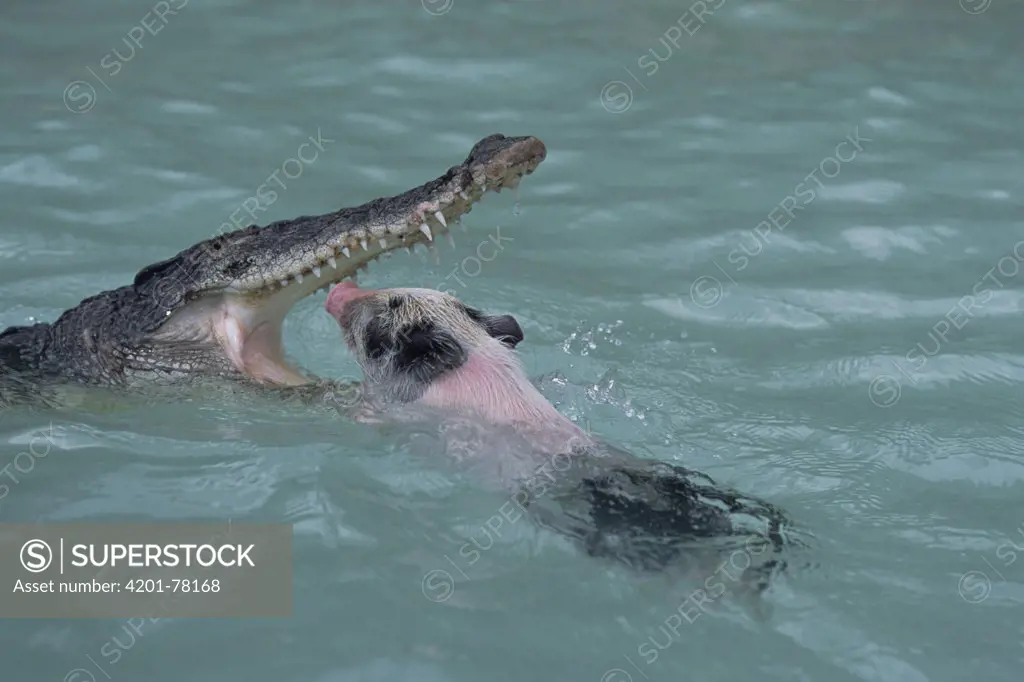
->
<box><xmin>0</xmin><ymin>134</ymin><xmax>546</xmax><ymax>407</ymax></box>
<box><xmin>323</xmin><ymin>281</ymin><xmax>798</xmax><ymax>591</ymax></box>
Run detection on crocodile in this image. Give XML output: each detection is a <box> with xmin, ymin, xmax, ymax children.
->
<box><xmin>0</xmin><ymin>134</ymin><xmax>546</xmax><ymax>406</ymax></box>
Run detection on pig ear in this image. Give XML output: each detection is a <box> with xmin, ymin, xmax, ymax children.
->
<box><xmin>482</xmin><ymin>314</ymin><xmax>524</xmax><ymax>348</ymax></box>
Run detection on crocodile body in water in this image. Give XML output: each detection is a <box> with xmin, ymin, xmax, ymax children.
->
<box><xmin>0</xmin><ymin>134</ymin><xmax>545</xmax><ymax>407</ymax></box>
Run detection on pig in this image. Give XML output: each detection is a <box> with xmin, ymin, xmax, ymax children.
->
<box><xmin>323</xmin><ymin>281</ymin><xmax>799</xmax><ymax>593</ymax></box>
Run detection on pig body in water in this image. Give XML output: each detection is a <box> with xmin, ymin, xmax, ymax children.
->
<box><xmin>323</xmin><ymin>281</ymin><xmax>803</xmax><ymax>595</ymax></box>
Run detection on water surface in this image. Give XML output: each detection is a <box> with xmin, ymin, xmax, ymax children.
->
<box><xmin>2</xmin><ymin>0</ymin><xmax>1024</xmax><ymax>680</ymax></box>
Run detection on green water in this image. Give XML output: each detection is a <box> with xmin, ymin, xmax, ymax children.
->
<box><xmin>2</xmin><ymin>0</ymin><xmax>1024</xmax><ymax>680</ymax></box>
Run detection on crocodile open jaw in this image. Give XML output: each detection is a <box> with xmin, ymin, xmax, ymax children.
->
<box><xmin>157</xmin><ymin>134</ymin><xmax>547</xmax><ymax>385</ymax></box>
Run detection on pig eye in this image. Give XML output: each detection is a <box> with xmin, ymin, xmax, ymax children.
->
<box><xmin>392</xmin><ymin>321</ymin><xmax>466</xmax><ymax>380</ymax></box>
<box><xmin>362</xmin><ymin>319</ymin><xmax>392</xmax><ymax>360</ymax></box>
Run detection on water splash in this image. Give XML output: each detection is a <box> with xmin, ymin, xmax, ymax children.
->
<box><xmin>562</xmin><ymin>320</ymin><xmax>625</xmax><ymax>356</ymax></box>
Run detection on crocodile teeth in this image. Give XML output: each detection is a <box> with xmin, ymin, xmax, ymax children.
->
<box><xmin>312</xmin><ymin>266</ymin><xmax>321</xmax><ymax>278</ymax></box>
<box><xmin>379</xmin><ymin>239</ymin><xmax>387</xmax><ymax>248</ymax></box>
<box><xmin>434</xmin><ymin>211</ymin><xmax>447</xmax><ymax>228</ymax></box>
<box><xmin>360</xmin><ymin>239</ymin><xmax>369</xmax><ymax>251</ymax></box>
<box><xmin>459</xmin><ymin>191</ymin><xmax>469</xmax><ymax>201</ymax></box>
<box><xmin>446</xmin><ymin>233</ymin><xmax>456</xmax><ymax>248</ymax></box>
<box><xmin>419</xmin><ymin>224</ymin><xmax>433</xmax><ymax>241</ymax></box>
<box><xmin>342</xmin><ymin>247</ymin><xmax>351</xmax><ymax>258</ymax></box>
<box><xmin>328</xmin><ymin>257</ymin><xmax>338</xmax><ymax>269</ymax></box>
<box><xmin>295</xmin><ymin>272</ymin><xmax>304</xmax><ymax>283</ymax></box>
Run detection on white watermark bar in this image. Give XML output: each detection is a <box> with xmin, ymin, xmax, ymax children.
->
<box><xmin>0</xmin><ymin>523</ymin><xmax>292</xmax><ymax>618</ymax></box>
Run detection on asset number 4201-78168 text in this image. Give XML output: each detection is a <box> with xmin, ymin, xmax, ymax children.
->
<box><xmin>125</xmin><ymin>578</ymin><xmax>221</xmax><ymax>593</ymax></box>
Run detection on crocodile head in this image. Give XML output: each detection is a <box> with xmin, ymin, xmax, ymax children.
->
<box><xmin>131</xmin><ymin>134</ymin><xmax>546</xmax><ymax>386</ymax></box>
